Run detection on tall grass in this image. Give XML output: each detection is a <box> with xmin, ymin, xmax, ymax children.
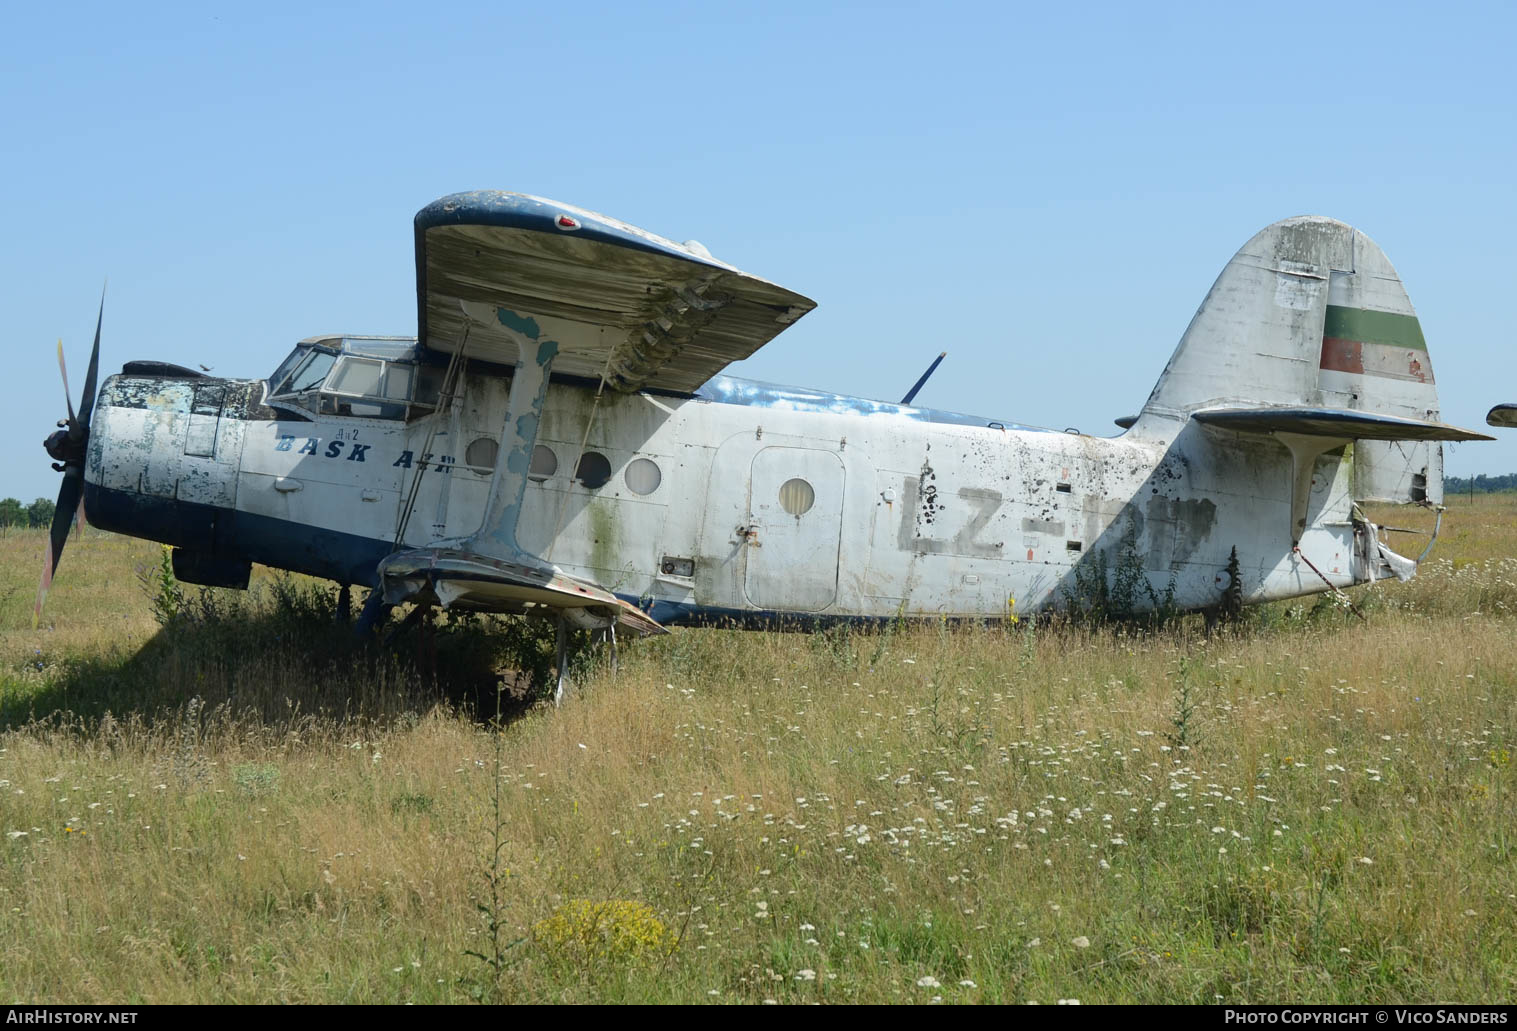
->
<box><xmin>0</xmin><ymin>500</ymin><xmax>1514</xmax><ymax>1003</ymax></box>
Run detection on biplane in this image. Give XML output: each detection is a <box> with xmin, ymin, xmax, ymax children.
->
<box><xmin>41</xmin><ymin>193</ymin><xmax>1492</xmax><ymax>694</ymax></box>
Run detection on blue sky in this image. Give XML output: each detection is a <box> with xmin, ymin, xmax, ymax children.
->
<box><xmin>4</xmin><ymin>1</ymin><xmax>1515</xmax><ymax>503</ymax></box>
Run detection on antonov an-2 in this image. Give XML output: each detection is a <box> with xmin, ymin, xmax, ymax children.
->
<box><xmin>41</xmin><ymin>192</ymin><xmax>1492</xmax><ymax>672</ymax></box>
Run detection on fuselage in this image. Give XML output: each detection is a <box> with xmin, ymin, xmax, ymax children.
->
<box><xmin>80</xmin><ymin>340</ymin><xmax>1386</xmax><ymax>625</ymax></box>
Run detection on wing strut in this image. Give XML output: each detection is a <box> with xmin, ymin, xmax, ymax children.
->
<box><xmin>375</xmin><ymin>302</ymin><xmax>664</xmax><ymax>637</ymax></box>
<box><xmin>393</xmin><ymin>325</ymin><xmax>471</xmax><ymax>549</ymax></box>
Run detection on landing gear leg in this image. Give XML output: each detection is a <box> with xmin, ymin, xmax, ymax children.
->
<box><xmin>592</xmin><ymin>624</ymin><xmax>619</xmax><ymax>676</ymax></box>
<box><xmin>385</xmin><ymin>602</ymin><xmax>432</xmax><ymax>646</ymax></box>
<box><xmin>354</xmin><ymin>588</ymin><xmax>393</xmax><ymax>638</ymax></box>
<box><xmin>335</xmin><ymin>584</ymin><xmax>351</xmax><ymax>625</ymax></box>
<box><xmin>553</xmin><ymin>614</ymin><xmax>571</xmax><ymax>707</ymax></box>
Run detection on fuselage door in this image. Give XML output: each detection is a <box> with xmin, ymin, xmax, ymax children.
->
<box><xmin>744</xmin><ymin>447</ymin><xmax>844</xmax><ymax>612</ymax></box>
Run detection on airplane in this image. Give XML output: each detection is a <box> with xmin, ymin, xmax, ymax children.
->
<box><xmin>40</xmin><ymin>193</ymin><xmax>1494</xmax><ymax>697</ymax></box>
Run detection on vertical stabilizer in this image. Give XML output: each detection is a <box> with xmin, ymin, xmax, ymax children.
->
<box><xmin>1134</xmin><ymin>216</ymin><xmax>1448</xmax><ymax>504</ymax></box>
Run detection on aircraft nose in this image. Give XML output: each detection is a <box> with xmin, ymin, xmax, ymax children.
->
<box><xmin>83</xmin><ymin>369</ymin><xmax>250</xmax><ymax>547</ymax></box>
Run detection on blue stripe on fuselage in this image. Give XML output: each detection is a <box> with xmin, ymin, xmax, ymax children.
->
<box><xmin>83</xmin><ymin>483</ymin><xmax>392</xmax><ymax>587</ymax></box>
<box><xmin>694</xmin><ymin>374</ymin><xmax>1052</xmax><ymax>434</ymax></box>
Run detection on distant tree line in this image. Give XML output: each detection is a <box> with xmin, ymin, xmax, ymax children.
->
<box><xmin>0</xmin><ymin>498</ymin><xmax>57</xmax><ymax>528</ymax></box>
<box><xmin>1444</xmin><ymin>474</ymin><xmax>1517</xmax><ymax>495</ymax></box>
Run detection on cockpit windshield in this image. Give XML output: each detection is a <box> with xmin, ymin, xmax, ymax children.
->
<box><xmin>286</xmin><ymin>350</ymin><xmax>339</xmax><ymax>394</ymax></box>
<box><xmin>266</xmin><ymin>336</ymin><xmax>440</xmax><ymax>420</ymax></box>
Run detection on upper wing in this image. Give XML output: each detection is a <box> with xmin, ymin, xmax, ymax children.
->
<box><xmin>414</xmin><ymin>191</ymin><xmax>816</xmax><ymax>394</ymax></box>
<box><xmin>1192</xmin><ymin>406</ymin><xmax>1493</xmax><ymax>442</ymax></box>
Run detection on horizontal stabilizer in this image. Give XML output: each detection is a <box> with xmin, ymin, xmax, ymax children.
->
<box><xmin>1192</xmin><ymin>407</ymin><xmax>1493</xmax><ymax>442</ymax></box>
<box><xmin>1488</xmin><ymin>404</ymin><xmax>1517</xmax><ymax>428</ymax></box>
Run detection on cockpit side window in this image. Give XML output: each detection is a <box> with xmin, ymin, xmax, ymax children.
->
<box><xmin>267</xmin><ymin>338</ymin><xmax>442</xmax><ymax>421</ymax></box>
<box><xmin>326</xmin><ymin>357</ymin><xmax>385</xmax><ymax>397</ymax></box>
<box><xmin>412</xmin><ymin>364</ymin><xmax>444</xmax><ymax>412</ymax></box>
<box><xmin>319</xmin><ymin>355</ymin><xmax>409</xmax><ymax>418</ymax></box>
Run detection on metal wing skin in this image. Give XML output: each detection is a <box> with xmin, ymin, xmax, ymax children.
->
<box><xmin>379</xmin><ymin>549</ymin><xmax>665</xmax><ymax>637</ymax></box>
<box><xmin>415</xmin><ymin>191</ymin><xmax>816</xmax><ymax>394</ymax></box>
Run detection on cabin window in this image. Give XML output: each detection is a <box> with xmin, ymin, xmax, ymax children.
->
<box><xmin>465</xmin><ymin>438</ymin><xmax>498</xmax><ymax>474</ymax></box>
<box><xmin>575</xmin><ymin>451</ymin><xmax>612</xmax><ymax>489</ymax></box>
<box><xmin>624</xmin><ymin>458</ymin><xmax>661</xmax><ymax>495</ymax></box>
<box><xmin>529</xmin><ymin>445</ymin><xmax>557</xmax><ymax>482</ymax></box>
<box><xmin>778</xmin><ymin>477</ymin><xmax>815</xmax><ymax>517</ymax></box>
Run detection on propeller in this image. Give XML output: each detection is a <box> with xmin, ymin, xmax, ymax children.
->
<box><xmin>36</xmin><ymin>288</ymin><xmax>105</xmax><ymax>626</ymax></box>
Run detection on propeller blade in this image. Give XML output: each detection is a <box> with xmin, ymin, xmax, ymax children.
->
<box><xmin>35</xmin><ymin>473</ymin><xmax>85</xmax><ymax>625</ymax></box>
<box><xmin>56</xmin><ymin>339</ymin><xmax>77</xmax><ymax>427</ymax></box>
<box><xmin>76</xmin><ymin>287</ymin><xmax>104</xmax><ymax>430</ymax></box>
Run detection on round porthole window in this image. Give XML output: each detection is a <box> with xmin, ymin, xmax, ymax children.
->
<box><xmin>528</xmin><ymin>444</ymin><xmax>557</xmax><ymax>482</ymax></box>
<box><xmin>778</xmin><ymin>477</ymin><xmax>815</xmax><ymax>516</ymax></box>
<box><xmin>624</xmin><ymin>457</ymin><xmax>661</xmax><ymax>495</ymax></box>
<box><xmin>575</xmin><ymin>451</ymin><xmax>612</xmax><ymax>489</ymax></box>
<box><xmin>465</xmin><ymin>437</ymin><xmax>498</xmax><ymax>473</ymax></box>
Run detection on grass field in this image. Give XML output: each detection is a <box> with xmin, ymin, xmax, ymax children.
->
<box><xmin>1</xmin><ymin>496</ymin><xmax>1515</xmax><ymax>1004</ymax></box>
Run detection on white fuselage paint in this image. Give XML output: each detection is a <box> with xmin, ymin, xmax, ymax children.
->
<box><xmin>110</xmin><ymin>368</ymin><xmax>1383</xmax><ymax>623</ymax></box>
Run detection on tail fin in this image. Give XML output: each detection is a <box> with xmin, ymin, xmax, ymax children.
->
<box><xmin>1135</xmin><ymin>216</ymin><xmax>1477</xmax><ymax>503</ymax></box>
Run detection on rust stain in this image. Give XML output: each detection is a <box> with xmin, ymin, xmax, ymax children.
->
<box><xmin>1319</xmin><ymin>337</ymin><xmax>1364</xmax><ymax>375</ymax></box>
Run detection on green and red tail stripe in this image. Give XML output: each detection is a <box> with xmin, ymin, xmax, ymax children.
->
<box><xmin>1318</xmin><ymin>305</ymin><xmax>1433</xmax><ymax>383</ymax></box>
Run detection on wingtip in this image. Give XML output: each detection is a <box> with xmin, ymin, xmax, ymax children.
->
<box><xmin>1486</xmin><ymin>404</ymin><xmax>1517</xmax><ymax>429</ymax></box>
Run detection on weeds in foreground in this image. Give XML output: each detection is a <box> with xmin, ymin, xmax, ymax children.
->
<box><xmin>1166</xmin><ymin>656</ymin><xmax>1201</xmax><ymax>748</ymax></box>
<box><xmin>1</xmin><ymin>506</ymin><xmax>1516</xmax><ymax>1003</ymax></box>
<box><xmin>461</xmin><ymin>687</ymin><xmax>524</xmax><ymax>1002</ymax></box>
<box><xmin>135</xmin><ymin>545</ymin><xmax>183</xmax><ymax>626</ymax></box>
<box><xmin>1062</xmin><ymin>521</ymin><xmax>1179</xmax><ymax>628</ymax></box>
